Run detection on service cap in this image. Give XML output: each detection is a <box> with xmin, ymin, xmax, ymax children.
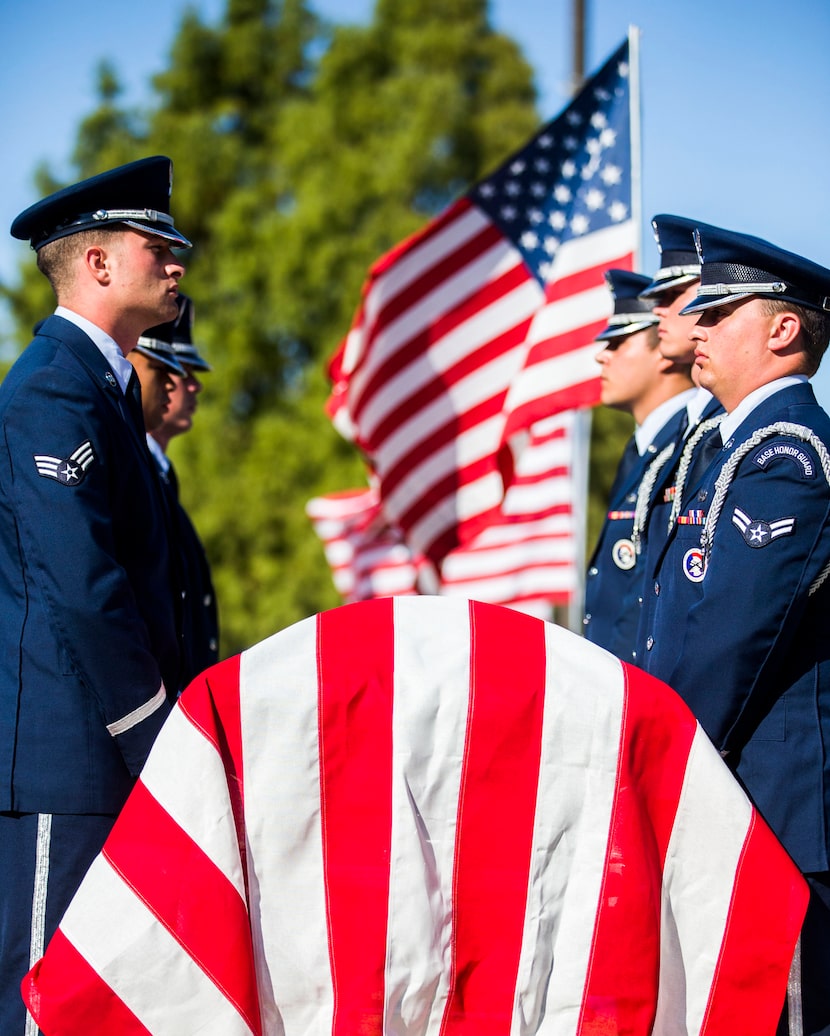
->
<box><xmin>680</xmin><ymin>225</ymin><xmax>830</xmax><ymax>316</ymax></box>
<box><xmin>639</xmin><ymin>214</ymin><xmax>705</xmax><ymax>298</ymax></box>
<box><xmin>595</xmin><ymin>269</ymin><xmax>659</xmax><ymax>341</ymax></box>
<box><xmin>10</xmin><ymin>156</ymin><xmax>191</xmax><ymax>251</ymax></box>
<box><xmin>137</xmin><ymin>293</ymin><xmax>210</xmax><ymax>373</ymax></box>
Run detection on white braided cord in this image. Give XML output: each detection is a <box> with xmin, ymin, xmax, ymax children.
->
<box><xmin>667</xmin><ymin>414</ymin><xmax>726</xmax><ymax>531</ymax></box>
<box><xmin>700</xmin><ymin>421</ymin><xmax>830</xmax><ymax>595</ymax></box>
<box><xmin>631</xmin><ymin>442</ymin><xmax>676</xmax><ymax>555</ymax></box>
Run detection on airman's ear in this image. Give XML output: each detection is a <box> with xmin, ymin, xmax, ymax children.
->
<box><xmin>84</xmin><ymin>244</ymin><xmax>111</xmax><ymax>285</ymax></box>
<box><xmin>767</xmin><ymin>309</ymin><xmax>802</xmax><ymax>356</ymax></box>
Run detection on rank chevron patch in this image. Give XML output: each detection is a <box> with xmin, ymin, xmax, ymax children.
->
<box><xmin>34</xmin><ymin>440</ymin><xmax>95</xmax><ymax>486</ymax></box>
<box><xmin>731</xmin><ymin>506</ymin><xmax>795</xmax><ymax>548</ymax></box>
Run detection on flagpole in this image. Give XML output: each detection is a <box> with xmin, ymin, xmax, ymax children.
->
<box><xmin>629</xmin><ymin>25</ymin><xmax>643</xmax><ymax>269</ymax></box>
<box><xmin>572</xmin><ymin>0</ymin><xmax>586</xmax><ymax>90</ymax></box>
<box><xmin>565</xmin><ymin>0</ymin><xmax>589</xmax><ymax>634</ymax></box>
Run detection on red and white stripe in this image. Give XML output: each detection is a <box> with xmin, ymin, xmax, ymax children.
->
<box><xmin>307</xmin><ymin>415</ymin><xmax>582</xmax><ymax>614</ymax></box>
<box><xmin>440</xmin><ymin>413</ymin><xmax>581</xmax><ymax>614</ymax></box>
<box><xmin>501</xmin><ymin>229</ymin><xmax>634</xmax><ymax>441</ymax></box>
<box><xmin>305</xmin><ymin>487</ymin><xmax>424</xmax><ymax>600</ymax></box>
<box><xmin>24</xmin><ymin>598</ymin><xmax>806</xmax><ymax>1035</ymax></box>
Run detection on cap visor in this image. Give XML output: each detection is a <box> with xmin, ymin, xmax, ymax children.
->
<box><xmin>639</xmin><ymin>272</ymin><xmax>700</xmax><ymax>299</ymax></box>
<box><xmin>134</xmin><ymin>345</ymin><xmax>187</xmax><ymax>375</ymax></box>
<box><xmin>595</xmin><ymin>318</ymin><xmax>659</xmax><ymax>341</ymax></box>
<box><xmin>679</xmin><ymin>290</ymin><xmax>756</xmax><ymax>316</ymax></box>
<box><xmin>123</xmin><ymin>219</ymin><xmax>192</xmax><ymax>249</ymax></box>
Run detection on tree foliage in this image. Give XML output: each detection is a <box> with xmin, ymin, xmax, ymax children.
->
<box><xmin>1</xmin><ymin>0</ymin><xmax>626</xmax><ymax>655</ymax></box>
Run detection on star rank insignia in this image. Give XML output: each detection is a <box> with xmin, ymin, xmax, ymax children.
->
<box><xmin>731</xmin><ymin>507</ymin><xmax>795</xmax><ymax>548</ymax></box>
<box><xmin>34</xmin><ymin>440</ymin><xmax>96</xmax><ymax>486</ymax></box>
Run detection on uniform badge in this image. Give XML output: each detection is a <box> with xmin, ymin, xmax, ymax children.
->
<box><xmin>34</xmin><ymin>440</ymin><xmax>95</xmax><ymax>485</ymax></box>
<box><xmin>753</xmin><ymin>441</ymin><xmax>815</xmax><ymax>478</ymax></box>
<box><xmin>612</xmin><ymin>538</ymin><xmax>636</xmax><ymax>570</ymax></box>
<box><xmin>682</xmin><ymin>547</ymin><xmax>706</xmax><ymax>583</ymax></box>
<box><xmin>731</xmin><ymin>507</ymin><xmax>795</xmax><ymax>548</ymax></box>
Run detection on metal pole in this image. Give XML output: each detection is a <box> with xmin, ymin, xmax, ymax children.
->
<box><xmin>564</xmin><ymin>0</ymin><xmax>589</xmax><ymax>634</ymax></box>
<box><xmin>572</xmin><ymin>0</ymin><xmax>586</xmax><ymax>93</ymax></box>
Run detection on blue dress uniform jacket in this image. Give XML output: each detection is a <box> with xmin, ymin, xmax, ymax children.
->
<box><xmin>156</xmin><ymin>459</ymin><xmax>219</xmax><ymax>684</ymax></box>
<box><xmin>0</xmin><ymin>315</ymin><xmax>182</xmax><ymax>814</ymax></box>
<box><xmin>629</xmin><ymin>395</ymin><xmax>725</xmax><ymax>664</ymax></box>
<box><xmin>638</xmin><ymin>381</ymin><xmax>830</xmax><ymax>873</ymax></box>
<box><xmin>584</xmin><ymin>405</ymin><xmax>688</xmax><ymax>661</ymax></box>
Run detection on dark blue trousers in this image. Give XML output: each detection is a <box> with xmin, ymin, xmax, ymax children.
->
<box><xmin>778</xmin><ymin>872</ymin><xmax>830</xmax><ymax>1036</ymax></box>
<box><xmin>0</xmin><ymin>812</ymin><xmax>116</xmax><ymax>1035</ymax></box>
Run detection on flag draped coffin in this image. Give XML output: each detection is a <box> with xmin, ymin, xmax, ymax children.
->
<box><xmin>23</xmin><ymin>597</ymin><xmax>806</xmax><ymax>1035</ymax></box>
<box><xmin>328</xmin><ymin>39</ymin><xmax>636</xmax><ymax>566</ymax></box>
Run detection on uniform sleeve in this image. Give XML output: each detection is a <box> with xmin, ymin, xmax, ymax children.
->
<box><xmin>2</xmin><ymin>368</ymin><xmax>172</xmax><ymax>774</ymax></box>
<box><xmin>665</xmin><ymin>437</ymin><xmax>830</xmax><ymax>753</ymax></box>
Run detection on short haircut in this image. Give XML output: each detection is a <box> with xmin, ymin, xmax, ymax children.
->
<box><xmin>36</xmin><ymin>226</ymin><xmax>122</xmax><ymax>298</ymax></box>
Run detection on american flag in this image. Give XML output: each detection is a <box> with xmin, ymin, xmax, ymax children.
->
<box><xmin>24</xmin><ymin>598</ymin><xmax>805</xmax><ymax>1035</ymax></box>
<box><xmin>439</xmin><ymin>412</ymin><xmax>581</xmax><ymax>615</ymax></box>
<box><xmin>329</xmin><ymin>37</ymin><xmax>637</xmax><ymax>566</ymax></box>
<box><xmin>305</xmin><ymin>487</ymin><xmax>426</xmax><ymax>600</ymax></box>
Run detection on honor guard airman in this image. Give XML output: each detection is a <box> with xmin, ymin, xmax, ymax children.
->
<box><xmin>0</xmin><ymin>156</ymin><xmax>190</xmax><ymax>1031</ymax></box>
<box><xmin>583</xmin><ymin>269</ymin><xmax>695</xmax><ymax>660</ymax></box>
<box><xmin>637</xmin><ymin>224</ymin><xmax>830</xmax><ymax>1034</ymax></box>
<box><xmin>140</xmin><ymin>294</ymin><xmax>221</xmax><ymax>684</ymax></box>
<box><xmin>627</xmin><ymin>215</ymin><xmax>726</xmax><ymax>660</ymax></box>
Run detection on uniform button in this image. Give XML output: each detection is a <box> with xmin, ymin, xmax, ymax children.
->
<box><xmin>588</xmin><ymin>567</ymin><xmax>598</xmax><ymax>577</ymax></box>
<box><xmin>646</xmin><ymin>636</ymin><xmax>654</xmax><ymax>651</ymax></box>
<box><xmin>653</xmin><ymin>581</ymin><xmax>660</xmax><ymax>596</ymax></box>
<box><xmin>583</xmin><ymin>613</ymin><xmax>591</xmax><ymax>626</ymax></box>
<box><xmin>203</xmin><ymin>593</ymin><xmax>212</xmax><ymax>606</ymax></box>
<box><xmin>637</xmin><ymin>596</ymin><xmax>643</xmax><ymax>605</ymax></box>
<box><xmin>209</xmin><ymin>638</ymin><xmax>218</xmax><ymax>651</ymax></box>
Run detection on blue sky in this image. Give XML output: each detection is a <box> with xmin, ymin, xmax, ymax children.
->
<box><xmin>3</xmin><ymin>0</ymin><xmax>830</xmax><ymax>400</ymax></box>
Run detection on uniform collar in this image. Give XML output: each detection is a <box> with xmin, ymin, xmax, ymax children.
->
<box><xmin>146</xmin><ymin>434</ymin><xmax>170</xmax><ymax>473</ymax></box>
<box><xmin>684</xmin><ymin>387</ymin><xmax>715</xmax><ymax>434</ymax></box>
<box><xmin>54</xmin><ymin>306</ymin><xmax>134</xmax><ymax>393</ymax></box>
<box><xmin>719</xmin><ymin>375</ymin><xmax>808</xmax><ymax>444</ymax></box>
<box><xmin>635</xmin><ymin>388</ymin><xmax>696</xmax><ymax>455</ymax></box>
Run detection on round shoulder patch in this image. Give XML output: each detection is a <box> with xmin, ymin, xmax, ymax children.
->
<box><xmin>612</xmin><ymin>538</ymin><xmax>636</xmax><ymax>570</ymax></box>
<box><xmin>682</xmin><ymin>547</ymin><xmax>706</xmax><ymax>583</ymax></box>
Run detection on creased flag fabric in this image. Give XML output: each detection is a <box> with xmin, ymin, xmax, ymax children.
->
<box><xmin>328</xmin><ymin>38</ymin><xmax>636</xmax><ymax>565</ymax></box>
<box><xmin>24</xmin><ymin>597</ymin><xmax>805</xmax><ymax>1036</ymax></box>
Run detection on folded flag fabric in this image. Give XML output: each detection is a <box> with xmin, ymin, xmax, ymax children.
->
<box><xmin>24</xmin><ymin>597</ymin><xmax>806</xmax><ymax>1035</ymax></box>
